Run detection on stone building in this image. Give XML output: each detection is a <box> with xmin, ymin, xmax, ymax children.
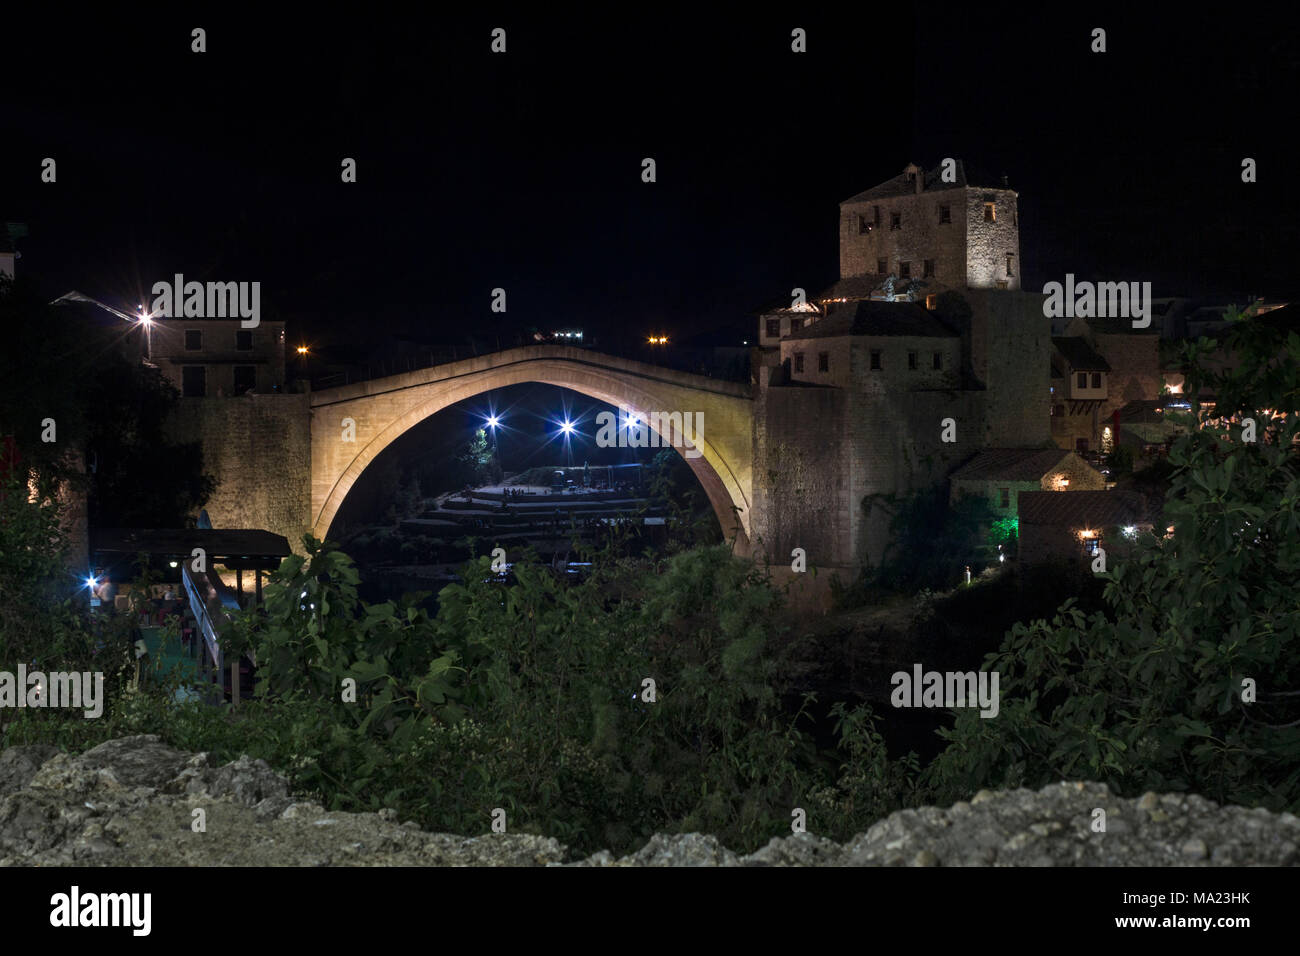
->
<box><xmin>148</xmin><ymin>318</ymin><xmax>288</xmax><ymax>398</ymax></box>
<box><xmin>838</xmin><ymin>160</ymin><xmax>1020</xmax><ymax>293</ymax></box>
<box><xmin>751</xmin><ymin>161</ymin><xmax>1050</xmax><ymax>578</ymax></box>
<box><xmin>949</xmin><ymin>448</ymin><xmax>1104</xmax><ymax>519</ymax></box>
<box><xmin>1018</xmin><ymin>489</ymin><xmax>1155</xmax><ymax>566</ymax></box>
<box><xmin>1050</xmin><ymin>316</ymin><xmax>1162</xmax><ymax>453</ymax></box>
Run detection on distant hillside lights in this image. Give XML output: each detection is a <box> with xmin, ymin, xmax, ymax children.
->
<box><xmin>1042</xmin><ymin>274</ymin><xmax>1153</xmax><ymax>329</ymax></box>
<box><xmin>595</xmin><ymin>407</ymin><xmax>703</xmax><ymax>459</ymax></box>
<box><xmin>149</xmin><ymin>274</ymin><xmax>260</xmax><ymax>328</ymax></box>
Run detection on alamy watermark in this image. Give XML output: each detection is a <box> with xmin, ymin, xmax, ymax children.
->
<box><xmin>595</xmin><ymin>407</ymin><xmax>703</xmax><ymax>459</ymax></box>
<box><xmin>50</xmin><ymin>886</ymin><xmax>151</xmax><ymax>936</ymax></box>
<box><xmin>1042</xmin><ymin>274</ymin><xmax>1152</xmax><ymax>329</ymax></box>
<box><xmin>891</xmin><ymin>664</ymin><xmax>999</xmax><ymax>718</ymax></box>
<box><xmin>149</xmin><ymin>273</ymin><xmax>260</xmax><ymax>328</ymax></box>
<box><xmin>0</xmin><ymin>665</ymin><xmax>104</xmax><ymax>718</ymax></box>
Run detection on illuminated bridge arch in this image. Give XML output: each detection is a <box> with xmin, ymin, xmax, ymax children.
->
<box><xmin>309</xmin><ymin>346</ymin><xmax>754</xmax><ymax>552</ymax></box>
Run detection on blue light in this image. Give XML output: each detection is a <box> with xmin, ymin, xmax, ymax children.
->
<box><xmin>559</xmin><ymin>420</ymin><xmax>575</xmax><ymax>435</ymax></box>
<box><xmin>85</xmin><ymin>576</ymin><xmax>97</xmax><ymax>589</ymax></box>
<box><xmin>486</xmin><ymin>415</ymin><xmax>500</xmax><ymax>429</ymax></box>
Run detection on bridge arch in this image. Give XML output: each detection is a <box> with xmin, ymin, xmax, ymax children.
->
<box><xmin>309</xmin><ymin>346</ymin><xmax>753</xmax><ymax>553</ymax></box>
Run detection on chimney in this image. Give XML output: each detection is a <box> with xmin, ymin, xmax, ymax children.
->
<box><xmin>905</xmin><ymin>163</ymin><xmax>923</xmax><ymax>194</ymax></box>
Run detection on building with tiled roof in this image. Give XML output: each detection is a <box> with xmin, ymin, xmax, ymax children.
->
<box><xmin>950</xmin><ymin>448</ymin><xmax>1104</xmax><ymax>517</ymax></box>
<box><xmin>1018</xmin><ymin>489</ymin><xmax>1157</xmax><ymax>565</ymax></box>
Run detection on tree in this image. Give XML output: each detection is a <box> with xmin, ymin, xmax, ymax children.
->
<box><xmin>925</xmin><ymin>311</ymin><xmax>1300</xmax><ymax>812</ymax></box>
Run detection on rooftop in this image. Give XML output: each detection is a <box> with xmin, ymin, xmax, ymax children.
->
<box><xmin>784</xmin><ymin>299</ymin><xmax>958</xmax><ymax>340</ymax></box>
<box><xmin>92</xmin><ymin>528</ymin><xmax>292</xmax><ymax>561</ymax></box>
<box><xmin>1018</xmin><ymin>489</ymin><xmax>1152</xmax><ymax>527</ymax></box>
<box><xmin>1052</xmin><ymin>336</ymin><xmax>1111</xmax><ymax>371</ymax></box>
<box><xmin>841</xmin><ymin>161</ymin><xmax>1013</xmax><ymax>205</ymax></box>
<box><xmin>950</xmin><ymin>448</ymin><xmax>1079</xmax><ymax>482</ymax></box>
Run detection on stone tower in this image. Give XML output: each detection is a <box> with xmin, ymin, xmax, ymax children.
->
<box><xmin>837</xmin><ymin>160</ymin><xmax>1021</xmax><ymax>293</ymax></box>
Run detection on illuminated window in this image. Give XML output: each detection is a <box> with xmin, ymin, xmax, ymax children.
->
<box><xmin>1006</xmin><ymin>254</ymin><xmax>1015</xmax><ymax>277</ymax></box>
<box><xmin>858</xmin><ymin>215</ymin><xmax>872</xmax><ymax>234</ymax></box>
<box><xmin>984</xmin><ymin>202</ymin><xmax>996</xmax><ymax>222</ymax></box>
<box><xmin>925</xmin><ymin>294</ymin><xmax>937</xmax><ymax>310</ymax></box>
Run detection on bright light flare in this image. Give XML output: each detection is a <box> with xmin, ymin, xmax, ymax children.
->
<box><xmin>559</xmin><ymin>420</ymin><xmax>575</xmax><ymax>435</ymax></box>
<box><xmin>486</xmin><ymin>415</ymin><xmax>500</xmax><ymax>429</ymax></box>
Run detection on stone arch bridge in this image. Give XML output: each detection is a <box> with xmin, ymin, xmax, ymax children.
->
<box><xmin>305</xmin><ymin>346</ymin><xmax>754</xmax><ymax>551</ymax></box>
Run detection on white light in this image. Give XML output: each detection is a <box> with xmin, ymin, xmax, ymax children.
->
<box><xmin>560</xmin><ymin>420</ymin><xmax>575</xmax><ymax>435</ymax></box>
<box><xmin>1123</xmin><ymin>525</ymin><xmax>1137</xmax><ymax>538</ymax></box>
<box><xmin>169</xmin><ymin>560</ymin><xmax>179</xmax><ymax>568</ymax></box>
<box><xmin>85</xmin><ymin>576</ymin><xmax>97</xmax><ymax>589</ymax></box>
<box><xmin>486</xmin><ymin>415</ymin><xmax>500</xmax><ymax>428</ymax></box>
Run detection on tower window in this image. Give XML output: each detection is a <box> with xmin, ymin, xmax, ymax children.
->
<box><xmin>766</xmin><ymin>318</ymin><xmax>780</xmax><ymax>338</ymax></box>
<box><xmin>984</xmin><ymin>202</ymin><xmax>996</xmax><ymax>222</ymax></box>
<box><xmin>858</xmin><ymin>215</ymin><xmax>872</xmax><ymax>235</ymax></box>
<box><xmin>877</xmin><ymin>258</ymin><xmax>888</xmax><ymax>274</ymax></box>
<box><xmin>185</xmin><ymin>330</ymin><xmax>203</xmax><ymax>351</ymax></box>
<box><xmin>899</xmin><ymin>261</ymin><xmax>911</xmax><ymax>279</ymax></box>
<box><xmin>818</xmin><ymin>351</ymin><xmax>829</xmax><ymax>372</ymax></box>
<box><xmin>923</xmin><ymin>259</ymin><xmax>935</xmax><ymax>278</ymax></box>
<box><xmin>932</xmin><ymin>351</ymin><xmax>942</xmax><ymax>370</ymax></box>
<box><xmin>890</xmin><ymin>212</ymin><xmax>901</xmax><ymax>230</ymax></box>
<box><xmin>794</xmin><ymin>352</ymin><xmax>805</xmax><ymax>373</ymax></box>
<box><xmin>939</xmin><ymin>204</ymin><xmax>951</xmax><ymax>224</ymax></box>
<box><xmin>908</xmin><ymin>351</ymin><xmax>918</xmax><ymax>370</ymax></box>
<box><xmin>870</xmin><ymin>349</ymin><xmax>882</xmax><ymax>370</ymax></box>
<box><xmin>1006</xmin><ymin>254</ymin><xmax>1015</xmax><ymax>277</ymax></box>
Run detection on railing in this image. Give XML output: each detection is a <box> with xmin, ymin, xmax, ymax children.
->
<box><xmin>180</xmin><ymin>563</ymin><xmax>240</xmax><ymax>672</ymax></box>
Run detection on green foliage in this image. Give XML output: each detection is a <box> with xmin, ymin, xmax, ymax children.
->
<box><xmin>858</xmin><ymin>487</ymin><xmax>1000</xmax><ymax>595</ymax></box>
<box><xmin>926</xmin><ymin>313</ymin><xmax>1300</xmax><ymax>812</ymax></box>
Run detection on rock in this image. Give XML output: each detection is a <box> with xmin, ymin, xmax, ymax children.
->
<box><xmin>2</xmin><ymin>736</ymin><xmax>1299</xmax><ymax>866</ymax></box>
<box><xmin>0</xmin><ymin>745</ymin><xmax>59</xmax><ymax>796</ymax></box>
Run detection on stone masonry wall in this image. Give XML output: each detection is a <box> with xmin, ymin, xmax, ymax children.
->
<box><xmin>165</xmin><ymin>393</ymin><xmax>311</xmax><ymax>549</ymax></box>
<box><xmin>964</xmin><ymin>188</ymin><xmax>1020</xmax><ymax>290</ymax></box>
<box><xmin>965</xmin><ymin>290</ymin><xmax>1051</xmax><ymax>446</ymax></box>
<box><xmin>751</xmin><ymin>382</ymin><xmax>852</xmax><ymax>569</ymax></box>
<box><xmin>840</xmin><ymin>186</ymin><xmax>969</xmax><ymax>286</ymax></box>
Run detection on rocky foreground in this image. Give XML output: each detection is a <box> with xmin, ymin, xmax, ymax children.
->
<box><xmin>1</xmin><ymin>735</ymin><xmax>1296</xmax><ymax>866</ymax></box>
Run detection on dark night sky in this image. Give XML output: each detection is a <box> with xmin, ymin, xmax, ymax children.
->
<box><xmin>4</xmin><ymin>7</ymin><xmax>1298</xmax><ymax>358</ymax></box>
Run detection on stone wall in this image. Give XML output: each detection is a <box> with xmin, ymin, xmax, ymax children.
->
<box><xmin>964</xmin><ymin>290</ymin><xmax>1051</xmax><ymax>446</ymax></box>
<box><xmin>964</xmin><ymin>187</ymin><xmax>1020</xmax><ymax>290</ymax></box>
<box><xmin>751</xmin><ymin>381</ymin><xmax>852</xmax><ymax>570</ymax></box>
<box><xmin>840</xmin><ymin>186</ymin><xmax>969</xmax><ymax>285</ymax></box>
<box><xmin>165</xmin><ymin>393</ymin><xmax>311</xmax><ymax>549</ymax></box>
